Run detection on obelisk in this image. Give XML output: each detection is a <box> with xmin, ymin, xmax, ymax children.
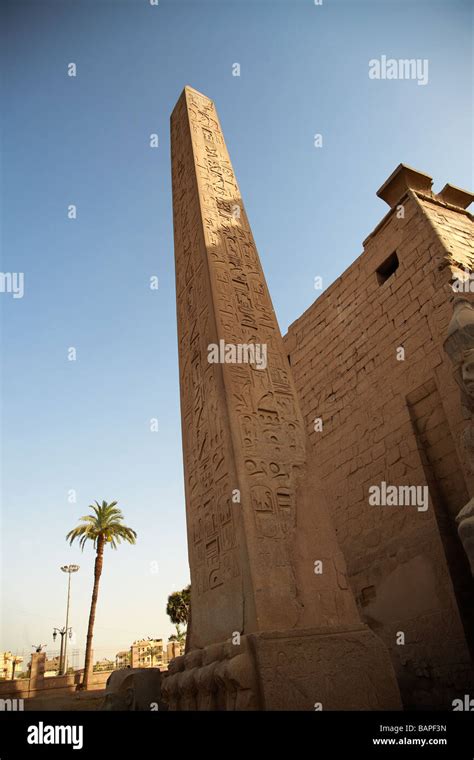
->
<box><xmin>167</xmin><ymin>86</ymin><xmax>401</xmax><ymax>710</ymax></box>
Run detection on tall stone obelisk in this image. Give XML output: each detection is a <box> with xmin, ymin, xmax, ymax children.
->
<box><xmin>167</xmin><ymin>86</ymin><xmax>401</xmax><ymax>710</ymax></box>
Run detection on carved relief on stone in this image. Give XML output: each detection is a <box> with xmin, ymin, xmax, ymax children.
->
<box><xmin>456</xmin><ymin>500</ymin><xmax>474</xmax><ymax>575</ymax></box>
<box><xmin>444</xmin><ymin>297</ymin><xmax>474</xmax><ymax>412</ymax></box>
<box><xmin>169</xmin><ymin>87</ymin><xmax>403</xmax><ymax>711</ymax></box>
<box><xmin>173</xmin><ymin>91</ymin><xmax>247</xmax><ymax>637</ymax></box>
<box><xmin>173</xmin><ymin>86</ymin><xmax>361</xmax><ymax>645</ymax></box>
<box><xmin>443</xmin><ymin>296</ymin><xmax>474</xmax><ymax>572</ymax></box>
<box><xmin>162</xmin><ymin>639</ymin><xmax>259</xmax><ymax>712</ymax></box>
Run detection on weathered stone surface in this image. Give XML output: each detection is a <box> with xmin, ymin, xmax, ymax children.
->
<box><xmin>170</xmin><ymin>86</ymin><xmax>401</xmax><ymax>710</ymax></box>
<box><xmin>171</xmin><ymin>86</ymin><xmax>362</xmax><ymax>647</ymax></box>
<box><xmin>377</xmin><ymin>163</ymin><xmax>433</xmax><ymax>208</ymax></box>
<box><xmin>101</xmin><ymin>668</ymin><xmax>165</xmax><ymax>711</ymax></box>
<box><xmin>251</xmin><ymin>626</ymin><xmax>401</xmax><ymax>711</ymax></box>
<box><xmin>162</xmin><ymin>627</ymin><xmax>400</xmax><ymax>711</ymax></box>
<box><xmin>285</xmin><ymin>174</ymin><xmax>474</xmax><ymax>708</ymax></box>
<box><xmin>163</xmin><ymin>637</ymin><xmax>259</xmax><ymax>711</ymax></box>
<box><xmin>444</xmin><ymin>297</ymin><xmax>474</xmax><ymax>574</ymax></box>
<box><xmin>457</xmin><ymin>498</ymin><xmax>474</xmax><ymax>574</ymax></box>
<box><xmin>444</xmin><ymin>297</ymin><xmax>474</xmax><ymax>414</ymax></box>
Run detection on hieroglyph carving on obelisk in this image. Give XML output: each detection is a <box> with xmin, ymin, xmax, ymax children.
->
<box><xmin>171</xmin><ymin>86</ymin><xmax>359</xmax><ymax>649</ymax></box>
<box><xmin>167</xmin><ymin>86</ymin><xmax>401</xmax><ymax>711</ymax></box>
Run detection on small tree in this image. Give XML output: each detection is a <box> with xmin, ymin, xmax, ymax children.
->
<box><xmin>166</xmin><ymin>585</ymin><xmax>190</xmax><ymax>651</ymax></box>
<box><xmin>166</xmin><ymin>585</ymin><xmax>190</xmax><ymax>627</ymax></box>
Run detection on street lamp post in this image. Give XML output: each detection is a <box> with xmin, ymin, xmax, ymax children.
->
<box><xmin>52</xmin><ymin>627</ymin><xmax>66</xmax><ymax>673</ymax></box>
<box><xmin>53</xmin><ymin>627</ymin><xmax>73</xmax><ymax>674</ymax></box>
<box><xmin>60</xmin><ymin>564</ymin><xmax>79</xmax><ymax>675</ymax></box>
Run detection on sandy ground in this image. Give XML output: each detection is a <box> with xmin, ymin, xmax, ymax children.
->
<box><xmin>24</xmin><ymin>689</ymin><xmax>105</xmax><ymax>711</ymax></box>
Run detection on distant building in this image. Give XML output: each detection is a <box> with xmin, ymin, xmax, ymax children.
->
<box><xmin>0</xmin><ymin>652</ymin><xmax>23</xmax><ymax>680</ymax></box>
<box><xmin>44</xmin><ymin>656</ymin><xmax>60</xmax><ymax>677</ymax></box>
<box><xmin>93</xmin><ymin>658</ymin><xmax>115</xmax><ymax>672</ymax></box>
<box><xmin>114</xmin><ymin>637</ymin><xmax>185</xmax><ymax>671</ymax></box>
<box><xmin>115</xmin><ymin>650</ymin><xmax>130</xmax><ymax>669</ymax></box>
<box><xmin>130</xmin><ymin>638</ymin><xmax>164</xmax><ymax>669</ymax></box>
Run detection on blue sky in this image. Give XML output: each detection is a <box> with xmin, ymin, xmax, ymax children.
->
<box><xmin>1</xmin><ymin>0</ymin><xmax>472</xmax><ymax>664</ymax></box>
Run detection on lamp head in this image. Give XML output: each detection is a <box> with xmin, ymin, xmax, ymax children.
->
<box><xmin>61</xmin><ymin>564</ymin><xmax>80</xmax><ymax>574</ymax></box>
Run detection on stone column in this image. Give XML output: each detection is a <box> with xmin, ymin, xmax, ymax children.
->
<box><xmin>444</xmin><ymin>296</ymin><xmax>474</xmax><ymax>572</ymax></box>
<box><xmin>168</xmin><ymin>86</ymin><xmax>401</xmax><ymax>710</ymax></box>
<box><xmin>130</xmin><ymin>645</ymin><xmax>139</xmax><ymax>669</ymax></box>
<box><xmin>29</xmin><ymin>652</ymin><xmax>45</xmax><ymax>696</ymax></box>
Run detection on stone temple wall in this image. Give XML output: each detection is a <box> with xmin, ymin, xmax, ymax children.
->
<box><xmin>284</xmin><ymin>168</ymin><xmax>474</xmax><ymax>709</ymax></box>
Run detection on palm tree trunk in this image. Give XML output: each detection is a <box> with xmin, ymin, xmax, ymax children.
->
<box><xmin>81</xmin><ymin>536</ymin><xmax>105</xmax><ymax>690</ymax></box>
<box><xmin>184</xmin><ymin>603</ymin><xmax>192</xmax><ymax>654</ymax></box>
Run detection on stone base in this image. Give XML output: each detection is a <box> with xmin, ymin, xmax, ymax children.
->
<box><xmin>100</xmin><ymin>668</ymin><xmax>166</xmax><ymax>711</ymax></box>
<box><xmin>456</xmin><ymin>497</ymin><xmax>474</xmax><ymax>575</ymax></box>
<box><xmin>162</xmin><ymin>625</ymin><xmax>401</xmax><ymax>710</ymax></box>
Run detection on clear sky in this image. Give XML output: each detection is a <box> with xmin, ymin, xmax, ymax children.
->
<box><xmin>1</xmin><ymin>0</ymin><xmax>472</xmax><ymax>665</ymax></box>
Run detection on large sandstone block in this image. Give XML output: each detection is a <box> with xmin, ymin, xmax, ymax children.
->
<box><xmin>162</xmin><ymin>627</ymin><xmax>400</xmax><ymax>711</ymax></box>
<box><xmin>100</xmin><ymin>668</ymin><xmax>166</xmax><ymax>711</ymax></box>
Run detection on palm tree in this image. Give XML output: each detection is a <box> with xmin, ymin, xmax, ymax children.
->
<box><xmin>148</xmin><ymin>645</ymin><xmax>162</xmax><ymax>669</ymax></box>
<box><xmin>168</xmin><ymin>625</ymin><xmax>186</xmax><ymax>643</ymax></box>
<box><xmin>166</xmin><ymin>585</ymin><xmax>190</xmax><ymax>627</ymax></box>
<box><xmin>66</xmin><ymin>500</ymin><xmax>137</xmax><ymax>689</ymax></box>
<box><xmin>166</xmin><ymin>584</ymin><xmax>191</xmax><ymax>653</ymax></box>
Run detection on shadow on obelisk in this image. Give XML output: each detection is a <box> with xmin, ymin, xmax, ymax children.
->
<box><xmin>164</xmin><ymin>163</ymin><xmax>403</xmax><ymax>709</ymax></box>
